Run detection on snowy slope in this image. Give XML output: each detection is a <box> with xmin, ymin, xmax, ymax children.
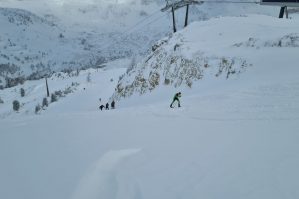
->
<box><xmin>0</xmin><ymin>60</ymin><xmax>129</xmax><ymax>119</ymax></box>
<box><xmin>1</xmin><ymin>14</ymin><xmax>299</xmax><ymax>199</ymax></box>
<box><xmin>113</xmin><ymin>15</ymin><xmax>299</xmax><ymax>102</ymax></box>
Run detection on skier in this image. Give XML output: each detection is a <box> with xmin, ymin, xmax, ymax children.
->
<box><xmin>105</xmin><ymin>103</ymin><xmax>109</xmax><ymax>110</ymax></box>
<box><xmin>99</xmin><ymin>105</ymin><xmax>104</xmax><ymax>111</ymax></box>
<box><xmin>111</xmin><ymin>100</ymin><xmax>115</xmax><ymax>109</ymax></box>
<box><xmin>170</xmin><ymin>92</ymin><xmax>182</xmax><ymax>108</ymax></box>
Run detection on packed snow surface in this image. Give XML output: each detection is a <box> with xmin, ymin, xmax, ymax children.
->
<box><xmin>1</xmin><ymin>15</ymin><xmax>299</xmax><ymax>199</ymax></box>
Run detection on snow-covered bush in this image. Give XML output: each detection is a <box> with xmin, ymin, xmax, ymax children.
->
<box><xmin>49</xmin><ymin>83</ymin><xmax>79</xmax><ymax>105</ymax></box>
<box><xmin>5</xmin><ymin>76</ymin><xmax>25</xmax><ymax>88</ymax></box>
<box><xmin>12</xmin><ymin>100</ymin><xmax>20</xmax><ymax>111</ymax></box>
<box><xmin>54</xmin><ymin>90</ymin><xmax>63</xmax><ymax>97</ymax></box>
<box><xmin>63</xmin><ymin>87</ymin><xmax>73</xmax><ymax>95</ymax></box>
<box><xmin>71</xmin><ymin>82</ymin><xmax>79</xmax><ymax>87</ymax></box>
<box><xmin>233</xmin><ymin>34</ymin><xmax>299</xmax><ymax>48</ymax></box>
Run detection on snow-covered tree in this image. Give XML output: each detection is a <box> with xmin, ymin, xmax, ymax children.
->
<box><xmin>35</xmin><ymin>104</ymin><xmax>41</xmax><ymax>114</ymax></box>
<box><xmin>42</xmin><ymin>97</ymin><xmax>48</xmax><ymax>107</ymax></box>
<box><xmin>20</xmin><ymin>88</ymin><xmax>25</xmax><ymax>97</ymax></box>
<box><xmin>12</xmin><ymin>100</ymin><xmax>20</xmax><ymax>111</ymax></box>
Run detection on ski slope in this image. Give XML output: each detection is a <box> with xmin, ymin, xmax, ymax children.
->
<box><xmin>1</xmin><ymin>15</ymin><xmax>299</xmax><ymax>199</ymax></box>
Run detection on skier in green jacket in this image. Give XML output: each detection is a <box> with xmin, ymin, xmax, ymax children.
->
<box><xmin>170</xmin><ymin>92</ymin><xmax>182</xmax><ymax>108</ymax></box>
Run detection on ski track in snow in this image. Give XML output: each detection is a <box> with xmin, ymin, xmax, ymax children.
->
<box><xmin>129</xmin><ymin>80</ymin><xmax>299</xmax><ymax>122</ymax></box>
<box><xmin>72</xmin><ymin>149</ymin><xmax>141</xmax><ymax>199</ymax></box>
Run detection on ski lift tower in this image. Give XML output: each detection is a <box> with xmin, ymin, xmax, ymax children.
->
<box><xmin>260</xmin><ymin>0</ymin><xmax>299</xmax><ymax>18</ymax></box>
<box><xmin>162</xmin><ymin>0</ymin><xmax>203</xmax><ymax>33</ymax></box>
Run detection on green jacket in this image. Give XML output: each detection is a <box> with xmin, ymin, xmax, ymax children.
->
<box><xmin>173</xmin><ymin>93</ymin><xmax>181</xmax><ymax>100</ymax></box>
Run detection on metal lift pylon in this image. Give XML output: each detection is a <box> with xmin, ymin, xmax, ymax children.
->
<box><xmin>162</xmin><ymin>0</ymin><xmax>203</xmax><ymax>33</ymax></box>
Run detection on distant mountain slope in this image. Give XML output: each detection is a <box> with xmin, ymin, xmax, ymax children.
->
<box><xmin>0</xmin><ymin>7</ymin><xmax>102</xmax><ymax>88</ymax></box>
<box><xmin>0</xmin><ymin>7</ymin><xmax>55</xmax><ymax>26</ymax></box>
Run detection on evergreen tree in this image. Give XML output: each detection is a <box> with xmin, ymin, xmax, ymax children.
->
<box><xmin>13</xmin><ymin>100</ymin><xmax>20</xmax><ymax>111</ymax></box>
<box><xmin>20</xmin><ymin>88</ymin><xmax>25</xmax><ymax>97</ymax></box>
<box><xmin>42</xmin><ymin>97</ymin><xmax>48</xmax><ymax>107</ymax></box>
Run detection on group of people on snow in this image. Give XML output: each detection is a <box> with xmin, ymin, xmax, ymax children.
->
<box><xmin>99</xmin><ymin>99</ymin><xmax>115</xmax><ymax>111</ymax></box>
<box><xmin>98</xmin><ymin>92</ymin><xmax>182</xmax><ymax>110</ymax></box>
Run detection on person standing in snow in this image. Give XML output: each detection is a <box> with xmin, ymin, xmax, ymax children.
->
<box><xmin>105</xmin><ymin>103</ymin><xmax>109</xmax><ymax>110</ymax></box>
<box><xmin>170</xmin><ymin>92</ymin><xmax>182</xmax><ymax>108</ymax></box>
<box><xmin>99</xmin><ymin>105</ymin><xmax>104</xmax><ymax>111</ymax></box>
<box><xmin>111</xmin><ymin>100</ymin><xmax>115</xmax><ymax>109</ymax></box>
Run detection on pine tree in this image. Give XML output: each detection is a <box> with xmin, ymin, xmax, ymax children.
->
<box><xmin>13</xmin><ymin>100</ymin><xmax>20</xmax><ymax>111</ymax></box>
<box><xmin>20</xmin><ymin>88</ymin><xmax>25</xmax><ymax>97</ymax></box>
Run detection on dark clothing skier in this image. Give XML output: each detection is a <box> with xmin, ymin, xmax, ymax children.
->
<box><xmin>111</xmin><ymin>101</ymin><xmax>115</xmax><ymax>109</ymax></box>
<box><xmin>105</xmin><ymin>103</ymin><xmax>109</xmax><ymax>110</ymax></box>
<box><xmin>99</xmin><ymin>105</ymin><xmax>104</xmax><ymax>111</ymax></box>
<box><xmin>170</xmin><ymin>92</ymin><xmax>182</xmax><ymax>108</ymax></box>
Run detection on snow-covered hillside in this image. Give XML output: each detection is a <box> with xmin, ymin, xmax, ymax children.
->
<box><xmin>0</xmin><ymin>0</ymin><xmax>280</xmax><ymax>89</ymax></box>
<box><xmin>1</xmin><ymin>14</ymin><xmax>299</xmax><ymax>199</ymax></box>
<box><xmin>113</xmin><ymin>15</ymin><xmax>299</xmax><ymax>101</ymax></box>
<box><xmin>0</xmin><ymin>7</ymin><xmax>105</xmax><ymax>89</ymax></box>
<box><xmin>0</xmin><ymin>59</ymin><xmax>130</xmax><ymax>119</ymax></box>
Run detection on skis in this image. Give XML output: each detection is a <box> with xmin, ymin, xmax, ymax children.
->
<box><xmin>170</xmin><ymin>105</ymin><xmax>181</xmax><ymax>108</ymax></box>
